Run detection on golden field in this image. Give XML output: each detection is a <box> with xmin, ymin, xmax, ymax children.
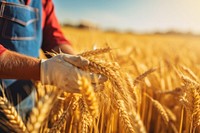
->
<box><xmin>1</xmin><ymin>26</ymin><xmax>200</xmax><ymax>133</ymax></box>
<box><xmin>62</xmin><ymin>27</ymin><xmax>200</xmax><ymax>133</ymax></box>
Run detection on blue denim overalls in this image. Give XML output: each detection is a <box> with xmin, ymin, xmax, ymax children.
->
<box><xmin>0</xmin><ymin>0</ymin><xmax>42</xmax><ymax>120</ymax></box>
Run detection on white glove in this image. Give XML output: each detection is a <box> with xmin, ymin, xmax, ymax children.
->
<box><xmin>40</xmin><ymin>54</ymin><xmax>107</xmax><ymax>93</ymax></box>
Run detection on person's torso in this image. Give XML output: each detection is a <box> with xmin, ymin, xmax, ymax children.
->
<box><xmin>0</xmin><ymin>0</ymin><xmax>42</xmax><ymax>58</ymax></box>
<box><xmin>0</xmin><ymin>0</ymin><xmax>42</xmax><ymax>93</ymax></box>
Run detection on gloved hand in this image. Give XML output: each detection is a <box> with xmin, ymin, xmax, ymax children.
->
<box><xmin>40</xmin><ymin>54</ymin><xmax>107</xmax><ymax>93</ymax></box>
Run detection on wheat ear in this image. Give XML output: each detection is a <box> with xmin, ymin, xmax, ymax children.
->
<box><xmin>78</xmin><ymin>47</ymin><xmax>111</xmax><ymax>57</ymax></box>
<box><xmin>164</xmin><ymin>106</ymin><xmax>177</xmax><ymax>122</ymax></box>
<box><xmin>192</xmin><ymin>88</ymin><xmax>200</xmax><ymax>128</ymax></box>
<box><xmin>145</xmin><ymin>94</ymin><xmax>169</xmax><ymax>125</ymax></box>
<box><xmin>131</xmin><ymin>107</ymin><xmax>147</xmax><ymax>133</ymax></box>
<box><xmin>179</xmin><ymin>74</ymin><xmax>200</xmax><ymax>127</ymax></box>
<box><xmin>49</xmin><ymin>108</ymin><xmax>70</xmax><ymax>132</ymax></box>
<box><xmin>49</xmin><ymin>95</ymin><xmax>79</xmax><ymax>132</ymax></box>
<box><xmin>26</xmin><ymin>91</ymin><xmax>56</xmax><ymax>133</ymax></box>
<box><xmin>134</xmin><ymin>68</ymin><xmax>157</xmax><ymax>85</ymax></box>
<box><xmin>78</xmin><ymin>77</ymin><xmax>99</xmax><ymax>117</ymax></box>
<box><xmin>0</xmin><ymin>97</ymin><xmax>27</xmax><ymax>133</ymax></box>
<box><xmin>117</xmin><ymin>100</ymin><xmax>135</xmax><ymax>133</ymax></box>
<box><xmin>88</xmin><ymin>59</ymin><xmax>128</xmax><ymax>102</ymax></box>
<box><xmin>79</xmin><ymin>98</ymin><xmax>93</xmax><ymax>133</ymax></box>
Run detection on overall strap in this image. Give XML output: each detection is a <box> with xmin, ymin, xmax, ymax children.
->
<box><xmin>0</xmin><ymin>0</ymin><xmax>42</xmax><ymax>102</ymax></box>
<box><xmin>0</xmin><ymin>0</ymin><xmax>27</xmax><ymax>4</ymax></box>
<box><xmin>19</xmin><ymin>0</ymin><xmax>25</xmax><ymax>4</ymax></box>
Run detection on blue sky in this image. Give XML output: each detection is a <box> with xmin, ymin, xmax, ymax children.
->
<box><xmin>53</xmin><ymin>0</ymin><xmax>200</xmax><ymax>34</ymax></box>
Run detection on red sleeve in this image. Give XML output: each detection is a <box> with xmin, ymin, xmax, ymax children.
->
<box><xmin>0</xmin><ymin>45</ymin><xmax>7</xmax><ymax>55</ymax></box>
<box><xmin>41</xmin><ymin>0</ymin><xmax>71</xmax><ymax>52</ymax></box>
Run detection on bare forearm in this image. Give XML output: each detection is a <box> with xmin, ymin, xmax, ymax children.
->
<box><xmin>53</xmin><ymin>44</ymin><xmax>75</xmax><ymax>55</ymax></box>
<box><xmin>0</xmin><ymin>50</ymin><xmax>40</xmax><ymax>80</ymax></box>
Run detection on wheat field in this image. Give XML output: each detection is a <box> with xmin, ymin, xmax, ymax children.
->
<box><xmin>1</xmin><ymin>26</ymin><xmax>200</xmax><ymax>133</ymax></box>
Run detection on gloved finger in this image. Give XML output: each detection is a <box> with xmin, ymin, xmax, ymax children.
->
<box><xmin>90</xmin><ymin>73</ymin><xmax>108</xmax><ymax>84</ymax></box>
<box><xmin>64</xmin><ymin>87</ymin><xmax>81</xmax><ymax>93</ymax></box>
<box><xmin>62</xmin><ymin>83</ymin><xmax>81</xmax><ymax>93</ymax></box>
<box><xmin>68</xmin><ymin>87</ymin><xmax>81</xmax><ymax>93</ymax></box>
<box><xmin>92</xmin><ymin>84</ymin><xmax>105</xmax><ymax>92</ymax></box>
<box><xmin>69</xmin><ymin>83</ymin><xmax>105</xmax><ymax>93</ymax></box>
<box><xmin>74</xmin><ymin>68</ymin><xmax>107</xmax><ymax>84</ymax></box>
<box><xmin>62</xmin><ymin>54</ymin><xmax>89</xmax><ymax>68</ymax></box>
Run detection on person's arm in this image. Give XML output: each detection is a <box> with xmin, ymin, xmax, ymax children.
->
<box><xmin>41</xmin><ymin>0</ymin><xmax>75</xmax><ymax>54</ymax></box>
<box><xmin>53</xmin><ymin>44</ymin><xmax>74</xmax><ymax>54</ymax></box>
<box><xmin>0</xmin><ymin>46</ymin><xmax>107</xmax><ymax>93</ymax></box>
<box><xmin>0</xmin><ymin>50</ymin><xmax>40</xmax><ymax>80</ymax></box>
